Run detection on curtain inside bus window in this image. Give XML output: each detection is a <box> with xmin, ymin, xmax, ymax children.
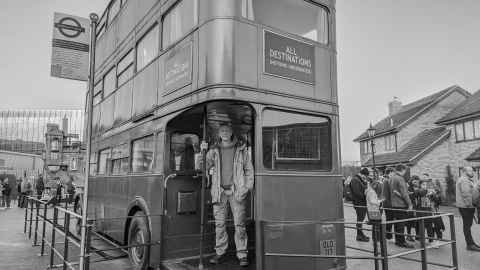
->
<box><xmin>262</xmin><ymin>109</ymin><xmax>331</xmax><ymax>171</ymax></box>
<box><xmin>162</xmin><ymin>0</ymin><xmax>198</xmax><ymax>48</ymax></box>
<box><xmin>132</xmin><ymin>135</ymin><xmax>155</xmax><ymax>173</ymax></box>
<box><xmin>252</xmin><ymin>0</ymin><xmax>328</xmax><ymax>44</ymax></box>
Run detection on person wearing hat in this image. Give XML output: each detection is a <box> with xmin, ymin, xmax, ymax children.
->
<box><xmin>350</xmin><ymin>167</ymin><xmax>370</xmax><ymax>242</ymax></box>
<box><xmin>201</xmin><ymin>123</ymin><xmax>254</xmax><ymax>266</ymax></box>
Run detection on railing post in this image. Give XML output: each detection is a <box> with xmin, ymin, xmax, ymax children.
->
<box><xmin>29</xmin><ymin>197</ymin><xmax>34</xmax><ymax>239</ymax></box>
<box><xmin>372</xmin><ymin>222</ymin><xmax>379</xmax><ymax>270</ymax></box>
<box><xmin>84</xmin><ymin>221</ymin><xmax>92</xmax><ymax>270</ymax></box>
<box><xmin>63</xmin><ymin>211</ymin><xmax>70</xmax><ymax>270</ymax></box>
<box><xmin>379</xmin><ymin>222</ymin><xmax>389</xmax><ymax>270</ymax></box>
<box><xmin>449</xmin><ymin>214</ymin><xmax>458</xmax><ymax>269</ymax></box>
<box><xmin>33</xmin><ymin>199</ymin><xmax>40</xmax><ymax>246</ymax></box>
<box><xmin>419</xmin><ymin>219</ymin><xmax>427</xmax><ymax>270</ymax></box>
<box><xmin>24</xmin><ymin>197</ymin><xmax>28</xmax><ymax>234</ymax></box>
<box><xmin>40</xmin><ymin>202</ymin><xmax>47</xmax><ymax>256</ymax></box>
<box><xmin>50</xmin><ymin>206</ymin><xmax>58</xmax><ymax>269</ymax></box>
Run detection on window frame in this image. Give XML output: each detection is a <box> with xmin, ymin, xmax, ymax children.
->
<box><xmin>103</xmin><ymin>67</ymin><xmax>117</xmax><ymax>98</ymax></box>
<box><xmin>474</xmin><ymin>119</ymin><xmax>480</xmax><ymax>139</ymax></box>
<box><xmin>161</xmin><ymin>0</ymin><xmax>199</xmax><ymax>50</ymax></box>
<box><xmin>116</xmin><ymin>49</ymin><xmax>134</xmax><ymax>87</ymax></box>
<box><xmin>455</xmin><ymin>123</ymin><xmax>465</xmax><ymax>142</ymax></box>
<box><xmin>261</xmin><ymin>108</ymin><xmax>332</xmax><ymax>172</ymax></box>
<box><xmin>135</xmin><ymin>23</ymin><xmax>160</xmax><ymax>72</ymax></box>
<box><xmin>130</xmin><ymin>134</ymin><xmax>156</xmax><ymax>174</ymax></box>
<box><xmin>107</xmin><ymin>0</ymin><xmax>121</xmax><ymax>26</ymax></box>
<box><xmin>97</xmin><ymin>148</ymin><xmax>111</xmax><ymax>175</ymax></box>
<box><xmin>110</xmin><ymin>143</ymin><xmax>130</xmax><ymax>175</ymax></box>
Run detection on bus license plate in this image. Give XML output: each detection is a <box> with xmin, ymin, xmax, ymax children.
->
<box><xmin>320</xmin><ymin>239</ymin><xmax>336</xmax><ymax>255</ymax></box>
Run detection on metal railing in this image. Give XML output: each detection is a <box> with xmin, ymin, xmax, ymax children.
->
<box><xmin>262</xmin><ymin>204</ymin><xmax>458</xmax><ymax>270</ymax></box>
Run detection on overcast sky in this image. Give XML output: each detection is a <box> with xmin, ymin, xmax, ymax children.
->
<box><xmin>1</xmin><ymin>0</ymin><xmax>479</xmax><ymax>162</ymax></box>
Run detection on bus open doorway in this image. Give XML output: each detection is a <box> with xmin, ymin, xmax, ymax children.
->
<box><xmin>163</xmin><ymin>100</ymin><xmax>256</xmax><ymax>269</ymax></box>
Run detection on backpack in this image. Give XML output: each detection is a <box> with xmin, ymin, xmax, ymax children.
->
<box><xmin>344</xmin><ymin>176</ymin><xmax>353</xmax><ymax>201</ymax></box>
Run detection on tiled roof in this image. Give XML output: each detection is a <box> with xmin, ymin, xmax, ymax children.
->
<box><xmin>363</xmin><ymin>127</ymin><xmax>450</xmax><ymax>166</ymax></box>
<box><xmin>437</xmin><ymin>89</ymin><xmax>480</xmax><ymax>124</ymax></box>
<box><xmin>354</xmin><ymin>85</ymin><xmax>469</xmax><ymax>142</ymax></box>
<box><xmin>466</xmin><ymin>146</ymin><xmax>480</xmax><ymax>161</ymax></box>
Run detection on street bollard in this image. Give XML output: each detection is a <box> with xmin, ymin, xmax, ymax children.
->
<box><xmin>63</xmin><ymin>211</ymin><xmax>70</xmax><ymax>270</ymax></box>
<box><xmin>449</xmin><ymin>215</ymin><xmax>458</xmax><ymax>268</ymax></box>
<box><xmin>418</xmin><ymin>219</ymin><xmax>427</xmax><ymax>270</ymax></box>
<box><xmin>29</xmin><ymin>198</ymin><xmax>34</xmax><ymax>239</ymax></box>
<box><xmin>379</xmin><ymin>223</ymin><xmax>389</xmax><ymax>270</ymax></box>
<box><xmin>40</xmin><ymin>202</ymin><xmax>47</xmax><ymax>256</ymax></box>
<box><xmin>50</xmin><ymin>207</ymin><xmax>58</xmax><ymax>269</ymax></box>
<box><xmin>33</xmin><ymin>199</ymin><xmax>40</xmax><ymax>246</ymax></box>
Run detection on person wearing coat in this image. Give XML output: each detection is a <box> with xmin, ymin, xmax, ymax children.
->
<box><xmin>390</xmin><ymin>164</ymin><xmax>414</xmax><ymax>248</ymax></box>
<box><xmin>350</xmin><ymin>167</ymin><xmax>370</xmax><ymax>242</ymax></box>
<box><xmin>201</xmin><ymin>123</ymin><xmax>254</xmax><ymax>267</ymax></box>
<box><xmin>456</xmin><ymin>166</ymin><xmax>480</xmax><ymax>251</ymax></box>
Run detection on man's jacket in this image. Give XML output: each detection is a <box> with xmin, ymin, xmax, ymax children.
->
<box><xmin>456</xmin><ymin>175</ymin><xmax>478</xmax><ymax>208</ymax></box>
<box><xmin>382</xmin><ymin>177</ymin><xmax>392</xmax><ymax>207</ymax></box>
<box><xmin>350</xmin><ymin>174</ymin><xmax>367</xmax><ymax>206</ymax></box>
<box><xmin>206</xmin><ymin>143</ymin><xmax>254</xmax><ymax>203</ymax></box>
<box><xmin>389</xmin><ymin>172</ymin><xmax>412</xmax><ymax>208</ymax></box>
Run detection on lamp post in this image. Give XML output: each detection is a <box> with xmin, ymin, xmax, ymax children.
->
<box><xmin>367</xmin><ymin>123</ymin><xmax>376</xmax><ymax>178</ymax></box>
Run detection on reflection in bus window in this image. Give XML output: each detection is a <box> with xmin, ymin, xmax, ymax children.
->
<box><xmin>246</xmin><ymin>0</ymin><xmax>329</xmax><ymax>44</ymax></box>
<box><xmin>98</xmin><ymin>148</ymin><xmax>111</xmax><ymax>175</ymax></box>
<box><xmin>170</xmin><ymin>133</ymin><xmax>200</xmax><ymax>172</ymax></box>
<box><xmin>262</xmin><ymin>109</ymin><xmax>331</xmax><ymax>170</ymax></box>
<box><xmin>132</xmin><ymin>136</ymin><xmax>154</xmax><ymax>173</ymax></box>
<box><xmin>111</xmin><ymin>143</ymin><xmax>129</xmax><ymax>175</ymax></box>
<box><xmin>162</xmin><ymin>0</ymin><xmax>198</xmax><ymax>48</ymax></box>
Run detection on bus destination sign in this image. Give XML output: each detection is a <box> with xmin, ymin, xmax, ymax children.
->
<box><xmin>50</xmin><ymin>12</ymin><xmax>90</xmax><ymax>81</ymax></box>
<box><xmin>164</xmin><ymin>42</ymin><xmax>193</xmax><ymax>95</ymax></box>
<box><xmin>264</xmin><ymin>30</ymin><xmax>315</xmax><ymax>84</ymax></box>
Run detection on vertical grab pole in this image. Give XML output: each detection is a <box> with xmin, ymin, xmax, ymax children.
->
<box><xmin>198</xmin><ymin>106</ymin><xmax>208</xmax><ymax>270</ymax></box>
<box><xmin>449</xmin><ymin>214</ymin><xmax>458</xmax><ymax>269</ymax></box>
<box><xmin>79</xmin><ymin>13</ymin><xmax>98</xmax><ymax>270</ymax></box>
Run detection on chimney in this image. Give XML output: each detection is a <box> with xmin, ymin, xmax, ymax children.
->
<box><xmin>388</xmin><ymin>97</ymin><xmax>402</xmax><ymax>116</ymax></box>
<box><xmin>62</xmin><ymin>116</ymin><xmax>69</xmax><ymax>134</ymax></box>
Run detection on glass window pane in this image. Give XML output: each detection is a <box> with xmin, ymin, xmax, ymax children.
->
<box><xmin>100</xmin><ymin>95</ymin><xmax>114</xmax><ymax>131</ymax></box>
<box><xmin>117</xmin><ymin>49</ymin><xmax>134</xmax><ymax>75</ymax></box>
<box><xmin>136</xmin><ymin>25</ymin><xmax>159</xmax><ymax>70</ymax></box>
<box><xmin>465</xmin><ymin>121</ymin><xmax>474</xmax><ymax>140</ymax></box>
<box><xmin>111</xmin><ymin>143</ymin><xmax>129</xmax><ymax>175</ymax></box>
<box><xmin>170</xmin><ymin>133</ymin><xmax>200</xmax><ymax>172</ymax></box>
<box><xmin>251</xmin><ymin>0</ymin><xmax>328</xmax><ymax>43</ymax></box>
<box><xmin>262</xmin><ymin>109</ymin><xmax>331</xmax><ymax>170</ymax></box>
<box><xmin>94</xmin><ymin>80</ymin><xmax>103</xmax><ymax>96</ymax></box>
<box><xmin>456</xmin><ymin>123</ymin><xmax>465</xmax><ymax>141</ymax></box>
<box><xmin>98</xmin><ymin>149</ymin><xmax>111</xmax><ymax>175</ymax></box>
<box><xmin>162</xmin><ymin>0</ymin><xmax>198</xmax><ymax>48</ymax></box>
<box><xmin>108</xmin><ymin>0</ymin><xmax>121</xmax><ymax>25</ymax></box>
<box><xmin>132</xmin><ymin>135</ymin><xmax>155</xmax><ymax>173</ymax></box>
<box><xmin>93</xmin><ymin>93</ymin><xmax>102</xmax><ymax>105</ymax></box>
<box><xmin>117</xmin><ymin>65</ymin><xmax>133</xmax><ymax>86</ymax></box>
<box><xmin>103</xmin><ymin>68</ymin><xmax>116</xmax><ymax>97</ymax></box>
<box><xmin>475</xmin><ymin>119</ymin><xmax>480</xmax><ymax>139</ymax></box>
<box><xmin>114</xmin><ymin>81</ymin><xmax>132</xmax><ymax>124</ymax></box>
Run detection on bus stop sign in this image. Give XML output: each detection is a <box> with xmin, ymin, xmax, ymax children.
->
<box><xmin>50</xmin><ymin>12</ymin><xmax>90</xmax><ymax>81</ymax></box>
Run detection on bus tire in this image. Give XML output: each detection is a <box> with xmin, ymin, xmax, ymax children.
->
<box><xmin>128</xmin><ymin>212</ymin><xmax>151</xmax><ymax>270</ymax></box>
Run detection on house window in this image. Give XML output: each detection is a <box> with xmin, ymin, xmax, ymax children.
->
<box><xmin>384</xmin><ymin>135</ymin><xmax>395</xmax><ymax>151</ymax></box>
<box><xmin>131</xmin><ymin>135</ymin><xmax>155</xmax><ymax>173</ymax></box>
<box><xmin>136</xmin><ymin>24</ymin><xmax>159</xmax><ymax>71</ymax></box>
<box><xmin>465</xmin><ymin>121</ymin><xmax>475</xmax><ymax>140</ymax></box>
<box><xmin>246</xmin><ymin>0</ymin><xmax>329</xmax><ymax>44</ymax></box>
<box><xmin>474</xmin><ymin>119</ymin><xmax>480</xmax><ymax>139</ymax></box>
<box><xmin>456</xmin><ymin>123</ymin><xmax>465</xmax><ymax>142</ymax></box>
<box><xmin>162</xmin><ymin>0</ymin><xmax>198</xmax><ymax>48</ymax></box>
<box><xmin>117</xmin><ymin>49</ymin><xmax>134</xmax><ymax>86</ymax></box>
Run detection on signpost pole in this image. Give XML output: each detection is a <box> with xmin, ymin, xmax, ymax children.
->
<box><xmin>79</xmin><ymin>13</ymin><xmax>97</xmax><ymax>270</ymax></box>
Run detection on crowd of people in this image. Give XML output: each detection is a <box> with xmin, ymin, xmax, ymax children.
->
<box><xmin>0</xmin><ymin>175</ymin><xmax>45</xmax><ymax>210</ymax></box>
<box><xmin>348</xmin><ymin>164</ymin><xmax>480</xmax><ymax>251</ymax></box>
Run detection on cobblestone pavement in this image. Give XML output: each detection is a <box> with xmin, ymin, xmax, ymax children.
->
<box><xmin>1</xmin><ymin>203</ymin><xmax>479</xmax><ymax>269</ymax></box>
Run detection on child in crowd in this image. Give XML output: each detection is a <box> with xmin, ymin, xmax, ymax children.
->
<box><xmin>431</xmin><ymin>180</ymin><xmax>445</xmax><ymax>244</ymax></box>
<box><xmin>406</xmin><ymin>176</ymin><xmax>420</xmax><ymax>242</ymax></box>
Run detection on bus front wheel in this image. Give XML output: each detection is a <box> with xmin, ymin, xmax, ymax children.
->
<box><xmin>128</xmin><ymin>212</ymin><xmax>151</xmax><ymax>270</ymax></box>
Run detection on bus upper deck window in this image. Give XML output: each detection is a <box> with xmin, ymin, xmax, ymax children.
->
<box><xmin>249</xmin><ymin>0</ymin><xmax>329</xmax><ymax>44</ymax></box>
<box><xmin>262</xmin><ymin>109</ymin><xmax>332</xmax><ymax>171</ymax></box>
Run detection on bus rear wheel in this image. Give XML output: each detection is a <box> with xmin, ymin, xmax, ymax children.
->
<box><xmin>128</xmin><ymin>212</ymin><xmax>150</xmax><ymax>270</ymax></box>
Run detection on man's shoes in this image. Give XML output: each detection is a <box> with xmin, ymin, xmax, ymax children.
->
<box><xmin>209</xmin><ymin>254</ymin><xmax>225</xmax><ymax>264</ymax></box>
<box><xmin>239</xmin><ymin>257</ymin><xmax>249</xmax><ymax>267</ymax></box>
<box><xmin>466</xmin><ymin>245</ymin><xmax>480</xmax><ymax>252</ymax></box>
<box><xmin>356</xmin><ymin>234</ymin><xmax>370</xmax><ymax>242</ymax></box>
<box><xmin>395</xmin><ymin>242</ymin><xmax>414</xmax><ymax>248</ymax></box>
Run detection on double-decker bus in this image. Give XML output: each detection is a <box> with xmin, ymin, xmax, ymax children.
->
<box><xmin>85</xmin><ymin>0</ymin><xmax>343</xmax><ymax>269</ymax></box>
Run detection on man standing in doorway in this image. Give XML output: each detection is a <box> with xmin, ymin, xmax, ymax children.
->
<box><xmin>350</xmin><ymin>168</ymin><xmax>370</xmax><ymax>242</ymax></box>
<box><xmin>390</xmin><ymin>164</ymin><xmax>414</xmax><ymax>248</ymax></box>
<box><xmin>456</xmin><ymin>166</ymin><xmax>480</xmax><ymax>251</ymax></box>
<box><xmin>202</xmin><ymin>123</ymin><xmax>254</xmax><ymax>267</ymax></box>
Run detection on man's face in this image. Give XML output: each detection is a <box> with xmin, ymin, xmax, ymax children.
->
<box><xmin>218</xmin><ymin>125</ymin><xmax>233</xmax><ymax>142</ymax></box>
<box><xmin>465</xmin><ymin>167</ymin><xmax>474</xmax><ymax>178</ymax></box>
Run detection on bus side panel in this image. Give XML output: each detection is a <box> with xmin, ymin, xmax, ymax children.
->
<box><xmin>258</xmin><ymin>175</ymin><xmax>345</xmax><ymax>270</ymax></box>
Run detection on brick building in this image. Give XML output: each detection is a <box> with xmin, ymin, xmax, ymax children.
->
<box><xmin>353</xmin><ymin>85</ymin><xmax>480</xmax><ymax>192</ymax></box>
